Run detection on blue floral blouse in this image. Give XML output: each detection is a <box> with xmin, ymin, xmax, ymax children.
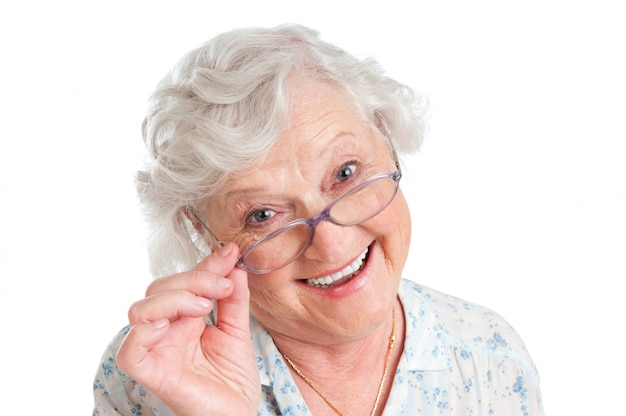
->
<box><xmin>94</xmin><ymin>279</ymin><xmax>544</xmax><ymax>415</ymax></box>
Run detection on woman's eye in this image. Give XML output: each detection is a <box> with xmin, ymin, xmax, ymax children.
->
<box><xmin>336</xmin><ymin>163</ymin><xmax>357</xmax><ymax>183</ymax></box>
<box><xmin>248</xmin><ymin>208</ymin><xmax>276</xmax><ymax>224</ymax></box>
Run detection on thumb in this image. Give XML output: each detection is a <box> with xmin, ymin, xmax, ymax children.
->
<box><xmin>116</xmin><ymin>319</ymin><xmax>170</xmax><ymax>378</ymax></box>
<box><xmin>214</xmin><ymin>264</ymin><xmax>251</xmax><ymax>338</ymax></box>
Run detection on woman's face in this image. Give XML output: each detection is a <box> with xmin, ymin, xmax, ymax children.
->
<box><xmin>205</xmin><ymin>76</ymin><xmax>411</xmax><ymax>345</ymax></box>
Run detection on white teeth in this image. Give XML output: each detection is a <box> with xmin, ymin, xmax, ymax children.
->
<box><xmin>306</xmin><ymin>247</ymin><xmax>369</xmax><ymax>288</ymax></box>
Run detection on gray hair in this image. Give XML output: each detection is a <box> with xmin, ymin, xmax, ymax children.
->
<box><xmin>137</xmin><ymin>24</ymin><xmax>427</xmax><ymax>277</ymax></box>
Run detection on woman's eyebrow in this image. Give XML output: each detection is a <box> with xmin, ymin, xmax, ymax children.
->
<box><xmin>224</xmin><ymin>186</ymin><xmax>275</xmax><ymax>205</ymax></box>
<box><xmin>222</xmin><ymin>133</ymin><xmax>365</xmax><ymax>202</ymax></box>
<box><xmin>222</xmin><ymin>181</ymin><xmax>295</xmax><ymax>213</ymax></box>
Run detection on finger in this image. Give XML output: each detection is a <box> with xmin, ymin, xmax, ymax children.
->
<box><xmin>145</xmin><ymin>243</ymin><xmax>240</xmax><ymax>298</ymax></box>
<box><xmin>147</xmin><ymin>271</ymin><xmax>234</xmax><ymax>299</ymax></box>
<box><xmin>116</xmin><ymin>319</ymin><xmax>169</xmax><ymax>382</ymax></box>
<box><xmin>128</xmin><ymin>290</ymin><xmax>216</xmax><ymax>325</ymax></box>
<box><xmin>213</xmin><ymin>265</ymin><xmax>251</xmax><ymax>338</ymax></box>
<box><xmin>197</xmin><ymin>242</ymin><xmax>242</xmax><ymax>275</ymax></box>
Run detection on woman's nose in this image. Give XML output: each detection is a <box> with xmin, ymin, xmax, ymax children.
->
<box><xmin>302</xmin><ymin>219</ymin><xmax>353</xmax><ymax>265</ymax></box>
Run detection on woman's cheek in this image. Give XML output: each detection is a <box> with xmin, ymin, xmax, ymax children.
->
<box><xmin>374</xmin><ymin>191</ymin><xmax>411</xmax><ymax>272</ymax></box>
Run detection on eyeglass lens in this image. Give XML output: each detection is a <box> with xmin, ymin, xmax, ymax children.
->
<box><xmin>242</xmin><ymin>173</ymin><xmax>399</xmax><ymax>273</ymax></box>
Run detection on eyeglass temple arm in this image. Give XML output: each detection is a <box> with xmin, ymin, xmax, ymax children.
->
<box><xmin>185</xmin><ymin>206</ymin><xmax>225</xmax><ymax>248</ymax></box>
<box><xmin>186</xmin><ymin>207</ymin><xmax>249</xmax><ymax>273</ymax></box>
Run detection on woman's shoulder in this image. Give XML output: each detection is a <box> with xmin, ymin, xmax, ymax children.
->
<box><xmin>398</xmin><ymin>278</ymin><xmax>531</xmax><ymax>359</ymax></box>
<box><xmin>397</xmin><ymin>279</ymin><xmax>544</xmax><ymax>415</ymax></box>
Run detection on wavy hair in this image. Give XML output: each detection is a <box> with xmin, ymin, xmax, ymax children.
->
<box><xmin>136</xmin><ymin>24</ymin><xmax>427</xmax><ymax>277</ymax></box>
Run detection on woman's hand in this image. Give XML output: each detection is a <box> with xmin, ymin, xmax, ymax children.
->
<box><xmin>116</xmin><ymin>243</ymin><xmax>260</xmax><ymax>416</ymax></box>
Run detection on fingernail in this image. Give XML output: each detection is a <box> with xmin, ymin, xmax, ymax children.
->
<box><xmin>216</xmin><ymin>243</ymin><xmax>233</xmax><ymax>258</ymax></box>
<box><xmin>196</xmin><ymin>297</ymin><xmax>213</xmax><ymax>308</ymax></box>
<box><xmin>216</xmin><ymin>277</ymin><xmax>232</xmax><ymax>289</ymax></box>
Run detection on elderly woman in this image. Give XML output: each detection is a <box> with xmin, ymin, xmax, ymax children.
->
<box><xmin>94</xmin><ymin>25</ymin><xmax>543</xmax><ymax>415</ymax></box>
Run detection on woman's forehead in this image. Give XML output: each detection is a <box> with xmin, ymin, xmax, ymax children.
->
<box><xmin>213</xmin><ymin>133</ymin><xmax>389</xmax><ymax>213</ymax></box>
<box><xmin>221</xmin><ymin>132</ymin><xmax>373</xmax><ymax>196</ymax></box>
<box><xmin>213</xmin><ymin>78</ymin><xmax>384</xmax><ymax>197</ymax></box>
<box><xmin>284</xmin><ymin>76</ymin><xmax>368</xmax><ymax>132</ymax></box>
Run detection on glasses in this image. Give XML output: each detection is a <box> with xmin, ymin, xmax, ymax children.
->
<box><xmin>191</xmin><ymin>118</ymin><xmax>402</xmax><ymax>274</ymax></box>
<box><xmin>193</xmin><ymin>168</ymin><xmax>402</xmax><ymax>274</ymax></box>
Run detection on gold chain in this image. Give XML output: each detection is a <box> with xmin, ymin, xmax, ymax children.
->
<box><xmin>281</xmin><ymin>309</ymin><xmax>396</xmax><ymax>416</ymax></box>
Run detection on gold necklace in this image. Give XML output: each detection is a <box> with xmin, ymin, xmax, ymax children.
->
<box><xmin>281</xmin><ymin>309</ymin><xmax>396</xmax><ymax>416</ymax></box>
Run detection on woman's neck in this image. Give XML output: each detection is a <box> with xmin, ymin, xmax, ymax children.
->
<box><xmin>269</xmin><ymin>298</ymin><xmax>405</xmax><ymax>415</ymax></box>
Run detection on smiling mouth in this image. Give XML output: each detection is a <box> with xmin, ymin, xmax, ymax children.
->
<box><xmin>302</xmin><ymin>246</ymin><xmax>370</xmax><ymax>289</ymax></box>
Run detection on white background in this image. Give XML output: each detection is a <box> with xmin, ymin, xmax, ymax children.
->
<box><xmin>1</xmin><ymin>1</ymin><xmax>624</xmax><ymax>414</ymax></box>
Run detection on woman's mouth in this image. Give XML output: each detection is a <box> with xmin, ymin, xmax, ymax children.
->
<box><xmin>302</xmin><ymin>246</ymin><xmax>370</xmax><ymax>289</ymax></box>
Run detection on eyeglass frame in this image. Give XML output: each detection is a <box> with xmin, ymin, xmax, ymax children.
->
<box><xmin>188</xmin><ymin>125</ymin><xmax>402</xmax><ymax>274</ymax></box>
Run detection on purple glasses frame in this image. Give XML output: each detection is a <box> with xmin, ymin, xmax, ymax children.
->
<box><xmin>190</xmin><ymin>167</ymin><xmax>401</xmax><ymax>274</ymax></box>
<box><xmin>243</xmin><ymin>169</ymin><xmax>401</xmax><ymax>273</ymax></box>
<box><xmin>189</xmin><ymin>121</ymin><xmax>402</xmax><ymax>274</ymax></box>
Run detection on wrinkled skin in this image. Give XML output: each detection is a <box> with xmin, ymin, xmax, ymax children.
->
<box><xmin>116</xmin><ymin>75</ymin><xmax>411</xmax><ymax>415</ymax></box>
<box><xmin>117</xmin><ymin>243</ymin><xmax>260</xmax><ymax>415</ymax></box>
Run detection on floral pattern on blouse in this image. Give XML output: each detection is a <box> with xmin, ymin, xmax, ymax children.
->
<box><xmin>93</xmin><ymin>279</ymin><xmax>544</xmax><ymax>415</ymax></box>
